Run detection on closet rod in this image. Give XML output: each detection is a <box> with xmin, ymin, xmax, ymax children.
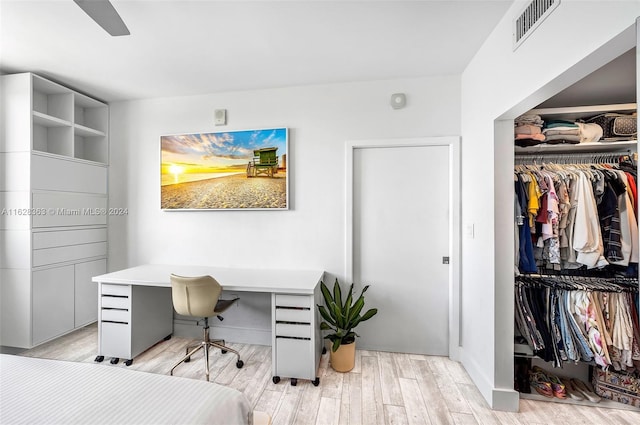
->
<box><xmin>514</xmin><ymin>151</ymin><xmax>631</xmax><ymax>165</ymax></box>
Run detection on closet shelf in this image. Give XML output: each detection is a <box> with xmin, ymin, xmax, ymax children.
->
<box><xmin>528</xmin><ymin>103</ymin><xmax>637</xmax><ymax>121</ymax></box>
<box><xmin>515</xmin><ymin>140</ymin><xmax>637</xmax><ymax>155</ymax></box>
<box><xmin>33</xmin><ymin>111</ymin><xmax>72</xmax><ymax>128</ymax></box>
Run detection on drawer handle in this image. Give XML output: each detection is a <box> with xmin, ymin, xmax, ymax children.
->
<box><xmin>275</xmin><ymin>306</ymin><xmax>310</xmax><ymax>310</ymax></box>
<box><xmin>276</xmin><ymin>336</ymin><xmax>311</xmax><ymax>341</ymax></box>
<box><xmin>276</xmin><ymin>320</ymin><xmax>310</xmax><ymax>325</ymax></box>
<box><xmin>102</xmin><ymin>320</ymin><xmax>129</xmax><ymax>325</ymax></box>
<box><xmin>102</xmin><ymin>295</ymin><xmax>128</xmax><ymax>299</ymax></box>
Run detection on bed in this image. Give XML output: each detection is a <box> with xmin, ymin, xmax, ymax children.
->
<box><xmin>0</xmin><ymin>354</ymin><xmax>253</xmax><ymax>424</ymax></box>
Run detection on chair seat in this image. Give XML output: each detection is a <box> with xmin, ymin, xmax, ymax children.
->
<box><xmin>215</xmin><ymin>298</ymin><xmax>239</xmax><ymax>313</ymax></box>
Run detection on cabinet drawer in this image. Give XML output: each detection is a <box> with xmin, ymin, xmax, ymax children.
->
<box><xmin>33</xmin><ymin>228</ymin><xmax>107</xmax><ymax>249</ymax></box>
<box><xmin>102</xmin><ymin>308</ymin><xmax>129</xmax><ymax>323</ymax></box>
<box><xmin>101</xmin><ymin>295</ymin><xmax>129</xmax><ymax>309</ymax></box>
<box><xmin>275</xmin><ymin>323</ymin><xmax>311</xmax><ymax>338</ymax></box>
<box><xmin>101</xmin><ymin>283</ymin><xmax>130</xmax><ymax>297</ymax></box>
<box><xmin>32</xmin><ymin>153</ymin><xmax>107</xmax><ymax>194</ymax></box>
<box><xmin>275</xmin><ymin>294</ymin><xmax>312</xmax><ymax>308</ymax></box>
<box><xmin>32</xmin><ymin>192</ymin><xmax>107</xmax><ymax>227</ymax></box>
<box><xmin>33</xmin><ymin>242</ymin><xmax>107</xmax><ymax>266</ymax></box>
<box><xmin>275</xmin><ymin>308</ymin><xmax>311</xmax><ymax>323</ymax></box>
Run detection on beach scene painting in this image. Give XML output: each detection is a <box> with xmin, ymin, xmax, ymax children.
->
<box><xmin>161</xmin><ymin>128</ymin><xmax>288</xmax><ymax>210</ymax></box>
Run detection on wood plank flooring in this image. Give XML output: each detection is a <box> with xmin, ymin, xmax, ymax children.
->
<box><xmin>17</xmin><ymin>324</ymin><xmax>640</xmax><ymax>425</ymax></box>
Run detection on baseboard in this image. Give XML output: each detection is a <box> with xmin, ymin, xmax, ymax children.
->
<box><xmin>173</xmin><ymin>320</ymin><xmax>271</xmax><ymax>346</ymax></box>
<box><xmin>460</xmin><ymin>349</ymin><xmax>519</xmax><ymax>412</ymax></box>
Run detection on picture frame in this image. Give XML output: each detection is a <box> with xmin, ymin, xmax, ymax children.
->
<box><xmin>161</xmin><ymin>127</ymin><xmax>288</xmax><ymax>210</ymax></box>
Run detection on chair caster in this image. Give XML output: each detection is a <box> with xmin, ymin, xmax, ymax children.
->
<box><xmin>291</xmin><ymin>378</ymin><xmax>298</xmax><ymax>386</ymax></box>
<box><xmin>110</xmin><ymin>358</ymin><xmax>119</xmax><ymax>365</ymax></box>
<box><xmin>312</xmin><ymin>377</ymin><xmax>320</xmax><ymax>386</ymax></box>
<box><xmin>94</xmin><ymin>355</ymin><xmax>104</xmax><ymax>363</ymax></box>
<box><xmin>272</xmin><ymin>376</ymin><xmax>281</xmax><ymax>384</ymax></box>
<box><xmin>125</xmin><ymin>359</ymin><xmax>133</xmax><ymax>366</ymax></box>
<box><xmin>322</xmin><ymin>347</ymin><xmax>327</xmax><ymax>355</ymax></box>
<box><xmin>236</xmin><ymin>360</ymin><xmax>244</xmax><ymax>368</ymax></box>
<box><xmin>184</xmin><ymin>357</ymin><xmax>191</xmax><ymax>363</ymax></box>
<box><xmin>222</xmin><ymin>350</ymin><xmax>228</xmax><ymax>354</ymax></box>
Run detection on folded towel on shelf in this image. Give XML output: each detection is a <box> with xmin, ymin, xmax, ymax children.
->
<box><xmin>542</xmin><ymin>128</ymin><xmax>581</xmax><ymax>136</ymax></box>
<box><xmin>515</xmin><ymin>125</ymin><xmax>543</xmax><ymax>135</ymax></box>
<box><xmin>544</xmin><ymin>120</ymin><xmax>579</xmax><ymax>129</ymax></box>
<box><xmin>515</xmin><ymin>114</ymin><xmax>544</xmax><ymax>127</ymax></box>
<box><xmin>576</xmin><ymin>122</ymin><xmax>603</xmax><ymax>144</ymax></box>
<box><xmin>543</xmin><ymin>134</ymin><xmax>581</xmax><ymax>144</ymax></box>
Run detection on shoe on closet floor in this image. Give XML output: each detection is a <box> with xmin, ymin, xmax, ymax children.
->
<box><xmin>546</xmin><ymin>372</ymin><xmax>567</xmax><ymax>399</ymax></box>
<box><xmin>570</xmin><ymin>378</ymin><xmax>601</xmax><ymax>403</ymax></box>
<box><xmin>559</xmin><ymin>377</ymin><xmax>584</xmax><ymax>401</ymax></box>
<box><xmin>529</xmin><ymin>366</ymin><xmax>553</xmax><ymax>397</ymax></box>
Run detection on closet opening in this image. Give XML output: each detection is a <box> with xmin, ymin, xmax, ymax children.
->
<box><xmin>495</xmin><ymin>23</ymin><xmax>638</xmax><ymax>413</ymax></box>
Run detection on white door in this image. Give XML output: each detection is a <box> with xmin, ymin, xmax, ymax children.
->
<box><xmin>352</xmin><ymin>144</ymin><xmax>451</xmax><ymax>355</ymax></box>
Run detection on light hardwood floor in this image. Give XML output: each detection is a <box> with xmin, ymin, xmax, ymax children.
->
<box><xmin>17</xmin><ymin>324</ymin><xmax>640</xmax><ymax>425</ymax></box>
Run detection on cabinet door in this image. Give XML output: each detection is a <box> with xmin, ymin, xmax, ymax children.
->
<box><xmin>32</xmin><ymin>265</ymin><xmax>74</xmax><ymax>345</ymax></box>
<box><xmin>75</xmin><ymin>259</ymin><xmax>105</xmax><ymax>327</ymax></box>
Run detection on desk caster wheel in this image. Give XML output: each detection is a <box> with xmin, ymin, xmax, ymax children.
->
<box><xmin>290</xmin><ymin>378</ymin><xmax>298</xmax><ymax>386</ymax></box>
<box><xmin>125</xmin><ymin>359</ymin><xmax>133</xmax><ymax>366</ymax></box>
<box><xmin>221</xmin><ymin>350</ymin><xmax>228</xmax><ymax>354</ymax></box>
<box><xmin>164</xmin><ymin>335</ymin><xmax>172</xmax><ymax>341</ymax></box>
<box><xmin>312</xmin><ymin>377</ymin><xmax>320</xmax><ymax>386</ymax></box>
<box><xmin>236</xmin><ymin>360</ymin><xmax>244</xmax><ymax>368</ymax></box>
<box><xmin>272</xmin><ymin>376</ymin><xmax>281</xmax><ymax>384</ymax></box>
<box><xmin>322</xmin><ymin>347</ymin><xmax>327</xmax><ymax>355</ymax></box>
<box><xmin>110</xmin><ymin>358</ymin><xmax>119</xmax><ymax>365</ymax></box>
<box><xmin>94</xmin><ymin>355</ymin><xmax>104</xmax><ymax>363</ymax></box>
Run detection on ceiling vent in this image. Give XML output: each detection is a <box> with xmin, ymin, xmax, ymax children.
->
<box><xmin>513</xmin><ymin>0</ymin><xmax>560</xmax><ymax>50</ymax></box>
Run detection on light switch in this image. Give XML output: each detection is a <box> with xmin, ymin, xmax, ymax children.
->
<box><xmin>464</xmin><ymin>223</ymin><xmax>475</xmax><ymax>238</ymax></box>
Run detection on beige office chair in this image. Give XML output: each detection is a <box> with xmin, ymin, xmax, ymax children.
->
<box><xmin>169</xmin><ymin>274</ymin><xmax>244</xmax><ymax>381</ymax></box>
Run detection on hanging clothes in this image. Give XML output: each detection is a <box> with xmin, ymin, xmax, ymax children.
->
<box><xmin>514</xmin><ymin>276</ymin><xmax>640</xmax><ymax>372</ymax></box>
<box><xmin>514</xmin><ymin>159</ymin><xmax>638</xmax><ymax>275</ymax></box>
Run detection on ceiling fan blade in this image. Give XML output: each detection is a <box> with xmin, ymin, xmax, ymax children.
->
<box><xmin>74</xmin><ymin>0</ymin><xmax>130</xmax><ymax>36</ymax></box>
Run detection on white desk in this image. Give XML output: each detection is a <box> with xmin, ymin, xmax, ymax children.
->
<box><xmin>92</xmin><ymin>264</ymin><xmax>325</xmax><ymax>385</ymax></box>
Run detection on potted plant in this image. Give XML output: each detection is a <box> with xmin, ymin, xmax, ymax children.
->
<box><xmin>317</xmin><ymin>278</ymin><xmax>378</xmax><ymax>372</ymax></box>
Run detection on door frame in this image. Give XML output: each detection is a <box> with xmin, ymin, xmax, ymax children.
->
<box><xmin>345</xmin><ymin>136</ymin><xmax>461</xmax><ymax>359</ymax></box>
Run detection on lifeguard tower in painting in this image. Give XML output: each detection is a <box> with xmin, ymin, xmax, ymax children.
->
<box><xmin>247</xmin><ymin>147</ymin><xmax>279</xmax><ymax>177</ymax></box>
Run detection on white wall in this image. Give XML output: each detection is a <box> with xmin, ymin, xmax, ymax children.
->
<box><xmin>108</xmin><ymin>76</ymin><xmax>460</xmax><ymax>346</ymax></box>
<box><xmin>460</xmin><ymin>0</ymin><xmax>639</xmax><ymax>411</ymax></box>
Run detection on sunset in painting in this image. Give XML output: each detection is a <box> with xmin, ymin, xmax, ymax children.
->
<box><xmin>161</xmin><ymin>128</ymin><xmax>288</xmax><ymax>209</ymax></box>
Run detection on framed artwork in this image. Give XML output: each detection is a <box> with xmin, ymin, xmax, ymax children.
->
<box><xmin>161</xmin><ymin>127</ymin><xmax>288</xmax><ymax>210</ymax></box>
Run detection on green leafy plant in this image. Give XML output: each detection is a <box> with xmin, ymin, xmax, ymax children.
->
<box><xmin>317</xmin><ymin>278</ymin><xmax>378</xmax><ymax>352</ymax></box>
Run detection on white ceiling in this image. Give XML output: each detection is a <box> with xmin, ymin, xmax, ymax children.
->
<box><xmin>0</xmin><ymin>0</ymin><xmax>513</xmax><ymax>102</ymax></box>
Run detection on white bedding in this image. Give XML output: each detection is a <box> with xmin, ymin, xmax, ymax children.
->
<box><xmin>0</xmin><ymin>354</ymin><xmax>252</xmax><ymax>425</ymax></box>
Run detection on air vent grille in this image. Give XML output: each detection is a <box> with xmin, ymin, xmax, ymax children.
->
<box><xmin>513</xmin><ymin>0</ymin><xmax>560</xmax><ymax>50</ymax></box>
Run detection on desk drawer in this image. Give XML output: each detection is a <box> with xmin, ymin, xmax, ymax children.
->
<box><xmin>101</xmin><ymin>309</ymin><xmax>129</xmax><ymax>323</ymax></box>
<box><xmin>275</xmin><ymin>294</ymin><xmax>312</xmax><ymax>309</ymax></box>
<box><xmin>275</xmin><ymin>308</ymin><xmax>311</xmax><ymax>323</ymax></box>
<box><xmin>101</xmin><ymin>284</ymin><xmax>130</xmax><ymax>297</ymax></box>
<box><xmin>101</xmin><ymin>321</ymin><xmax>131</xmax><ymax>358</ymax></box>
<box><xmin>101</xmin><ymin>296</ymin><xmax>129</xmax><ymax>309</ymax></box>
<box><xmin>275</xmin><ymin>338</ymin><xmax>313</xmax><ymax>379</ymax></box>
<box><xmin>276</xmin><ymin>323</ymin><xmax>311</xmax><ymax>339</ymax></box>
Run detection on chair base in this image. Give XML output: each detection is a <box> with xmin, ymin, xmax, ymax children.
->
<box><xmin>170</xmin><ymin>325</ymin><xmax>243</xmax><ymax>381</ymax></box>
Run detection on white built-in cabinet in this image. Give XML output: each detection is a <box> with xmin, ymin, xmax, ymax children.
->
<box><xmin>0</xmin><ymin>73</ymin><xmax>108</xmax><ymax>348</ymax></box>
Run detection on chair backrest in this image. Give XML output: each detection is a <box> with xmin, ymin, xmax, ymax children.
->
<box><xmin>170</xmin><ymin>274</ymin><xmax>222</xmax><ymax>318</ymax></box>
